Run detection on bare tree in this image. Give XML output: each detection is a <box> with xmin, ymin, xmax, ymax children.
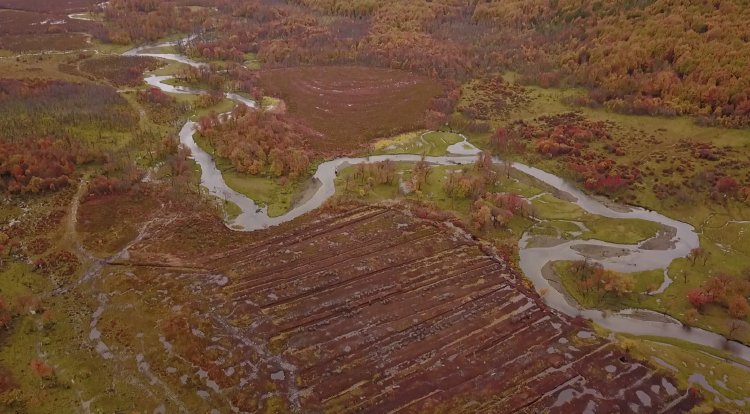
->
<box><xmin>727</xmin><ymin>320</ymin><xmax>745</xmax><ymax>339</ymax></box>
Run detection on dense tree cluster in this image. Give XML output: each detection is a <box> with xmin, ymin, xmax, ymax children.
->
<box><xmin>0</xmin><ymin>137</ymin><xmax>99</xmax><ymax>195</ymax></box>
<box><xmin>166</xmin><ymin>0</ymin><xmax>750</xmax><ymax>125</ymax></box>
<box><xmin>180</xmin><ymin>0</ymin><xmax>476</xmax><ymax>79</ymax></box>
<box><xmin>353</xmin><ymin>161</ymin><xmax>397</xmax><ymax>186</ymax></box>
<box><xmin>567</xmin><ymin>258</ymin><xmax>636</xmax><ymax>302</ymax></box>
<box><xmin>0</xmin><ymin>79</ymin><xmax>136</xmax><ymax>139</ymax></box>
<box><xmin>195</xmin><ymin>90</ymin><xmax>225</xmax><ymax>108</ymax></box>
<box><xmin>136</xmin><ymin>88</ymin><xmax>189</xmax><ymax>125</ymax></box>
<box><xmin>196</xmin><ymin>105</ymin><xmax>311</xmax><ymax>178</ymax></box>
<box><xmin>469</xmin><ymin>192</ymin><xmax>536</xmax><ymax>231</ymax></box>
<box><xmin>442</xmin><ymin>152</ymin><xmax>536</xmax><ymax>229</ymax></box>
<box><xmin>472</xmin><ymin>0</ymin><xmax>750</xmax><ymax>125</ymax></box>
<box><xmin>687</xmin><ymin>272</ymin><xmax>750</xmax><ymax>319</ymax></box>
<box><xmin>95</xmin><ymin>0</ymin><xmax>213</xmax><ymax>44</ymax></box>
<box><xmin>175</xmin><ymin>63</ymin><xmax>262</xmax><ymax>95</ymax></box>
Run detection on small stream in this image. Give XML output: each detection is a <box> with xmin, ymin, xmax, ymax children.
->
<box><xmin>128</xmin><ymin>40</ymin><xmax>750</xmax><ymax>362</ymax></box>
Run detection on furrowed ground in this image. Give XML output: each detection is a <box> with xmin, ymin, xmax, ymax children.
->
<box><xmin>80</xmin><ymin>199</ymin><xmax>703</xmax><ymax>413</ymax></box>
<box><xmin>260</xmin><ymin>66</ymin><xmax>444</xmax><ymax>155</ymax></box>
<box><xmin>0</xmin><ymin>179</ymin><xmax>713</xmax><ymax>412</ymax></box>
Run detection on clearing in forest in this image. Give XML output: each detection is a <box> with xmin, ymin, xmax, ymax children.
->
<box><xmin>260</xmin><ymin>66</ymin><xmax>443</xmax><ymax>155</ymax></box>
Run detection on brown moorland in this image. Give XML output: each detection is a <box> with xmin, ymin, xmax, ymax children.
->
<box><xmin>260</xmin><ymin>66</ymin><xmax>443</xmax><ymax>155</ymax></box>
<box><xmin>108</xmin><ymin>202</ymin><xmax>701</xmax><ymax>413</ymax></box>
<box><xmin>0</xmin><ymin>33</ymin><xmax>90</xmax><ymax>52</ymax></box>
<box><xmin>0</xmin><ymin>0</ymin><xmax>101</xmax><ymax>13</ymax></box>
<box><xmin>79</xmin><ymin>55</ymin><xmax>163</xmax><ymax>87</ymax></box>
<box><xmin>0</xmin><ymin>9</ymin><xmax>95</xmax><ymax>35</ymax></box>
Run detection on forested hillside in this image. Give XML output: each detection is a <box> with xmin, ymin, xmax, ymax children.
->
<box><xmin>155</xmin><ymin>0</ymin><xmax>750</xmax><ymax>126</ymax></box>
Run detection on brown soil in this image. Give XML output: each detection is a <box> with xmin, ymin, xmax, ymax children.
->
<box><xmin>0</xmin><ymin>0</ymin><xmax>100</xmax><ymax>13</ymax></box>
<box><xmin>0</xmin><ymin>9</ymin><xmax>95</xmax><ymax>35</ymax></box>
<box><xmin>571</xmin><ymin>244</ymin><xmax>633</xmax><ymax>260</ymax></box>
<box><xmin>639</xmin><ymin>224</ymin><xmax>678</xmax><ymax>250</ymax></box>
<box><xmin>260</xmin><ymin>66</ymin><xmax>443</xmax><ymax>155</ymax></box>
<box><xmin>525</xmin><ymin>235</ymin><xmax>568</xmax><ymax>248</ymax></box>
<box><xmin>121</xmin><ymin>204</ymin><xmax>699</xmax><ymax>413</ymax></box>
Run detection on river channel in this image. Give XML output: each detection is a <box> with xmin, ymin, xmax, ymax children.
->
<box><xmin>127</xmin><ymin>39</ymin><xmax>750</xmax><ymax>362</ymax></box>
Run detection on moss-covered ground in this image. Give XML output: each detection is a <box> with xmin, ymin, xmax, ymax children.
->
<box><xmin>618</xmin><ymin>334</ymin><xmax>750</xmax><ymax>413</ymax></box>
<box><xmin>370</xmin><ymin>131</ymin><xmax>464</xmax><ymax>156</ymax></box>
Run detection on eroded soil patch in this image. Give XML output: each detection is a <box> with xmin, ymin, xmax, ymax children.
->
<box><xmin>116</xmin><ymin>204</ymin><xmax>700</xmax><ymax>413</ymax></box>
<box><xmin>260</xmin><ymin>66</ymin><xmax>442</xmax><ymax>155</ymax></box>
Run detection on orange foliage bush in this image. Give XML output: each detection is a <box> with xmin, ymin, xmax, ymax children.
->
<box><xmin>30</xmin><ymin>360</ymin><xmax>54</xmax><ymax>378</ymax></box>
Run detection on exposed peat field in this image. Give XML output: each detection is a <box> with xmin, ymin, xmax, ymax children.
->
<box><xmin>260</xmin><ymin>66</ymin><xmax>443</xmax><ymax>155</ymax></box>
<box><xmin>86</xmin><ymin>202</ymin><xmax>697</xmax><ymax>413</ymax></box>
<box><xmin>0</xmin><ymin>0</ymin><xmax>101</xmax><ymax>13</ymax></box>
<box><xmin>0</xmin><ymin>9</ymin><xmax>96</xmax><ymax>52</ymax></box>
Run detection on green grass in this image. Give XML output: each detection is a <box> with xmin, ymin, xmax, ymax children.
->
<box><xmin>138</xmin><ymin>45</ymin><xmax>178</xmax><ymax>54</ymax></box>
<box><xmin>659</xmin><ymin>234</ymin><xmax>750</xmax><ymax>343</ymax></box>
<box><xmin>530</xmin><ymin>220</ymin><xmax>582</xmax><ymax>238</ymax></box>
<box><xmin>193</xmin><ymin>98</ymin><xmax>238</xmax><ymax>119</ymax></box>
<box><xmin>244</xmin><ymin>53</ymin><xmax>261</xmax><ymax>69</ymax></box>
<box><xmin>532</xmin><ymin>194</ymin><xmax>587</xmax><ymax>220</ymax></box>
<box><xmin>222</xmin><ymin>173</ymin><xmax>301</xmax><ymax>217</ymax></box>
<box><xmin>0</xmin><ymin>261</ymin><xmax>135</xmax><ymax>412</ymax></box>
<box><xmin>91</xmin><ymin>40</ymin><xmax>134</xmax><ymax>55</ymax></box>
<box><xmin>162</xmin><ymin>77</ymin><xmax>206</xmax><ymax>89</ymax></box>
<box><xmin>553</xmin><ymin>260</ymin><xmax>665</xmax><ymax>309</ymax></box>
<box><xmin>260</xmin><ymin>96</ymin><xmax>280</xmax><ymax>110</ymax></box>
<box><xmin>458</xmin><ymin>72</ymin><xmax>750</xmax><ymax>231</ymax></box>
<box><xmin>334</xmin><ymin>163</ymin><xmax>550</xmax><ymax>245</ymax></box>
<box><xmin>150</xmin><ymin>61</ymin><xmax>190</xmax><ymax>76</ymax></box>
<box><xmin>370</xmin><ymin>131</ymin><xmax>464</xmax><ymax>156</ymax></box>
<box><xmin>578</xmin><ymin>216</ymin><xmax>660</xmax><ymax>244</ymax></box>
<box><xmin>531</xmin><ymin>194</ymin><xmax>660</xmax><ymax>243</ymax></box>
<box><xmin>703</xmin><ymin>221</ymin><xmax>750</xmax><ymax>256</ymax></box>
<box><xmin>495</xmin><ymin>179</ymin><xmax>545</xmax><ymax>198</ymax></box>
<box><xmin>620</xmin><ymin>334</ymin><xmax>750</xmax><ymax>412</ymax></box>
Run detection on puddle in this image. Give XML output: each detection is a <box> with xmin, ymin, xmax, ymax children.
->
<box><xmin>651</xmin><ymin>357</ymin><xmax>678</xmax><ymax>372</ymax></box>
<box><xmin>635</xmin><ymin>390</ymin><xmax>651</xmax><ymax>407</ymax></box>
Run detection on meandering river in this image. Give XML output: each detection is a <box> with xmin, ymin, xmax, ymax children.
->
<box><xmin>127</xmin><ymin>40</ymin><xmax>750</xmax><ymax>362</ymax></box>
